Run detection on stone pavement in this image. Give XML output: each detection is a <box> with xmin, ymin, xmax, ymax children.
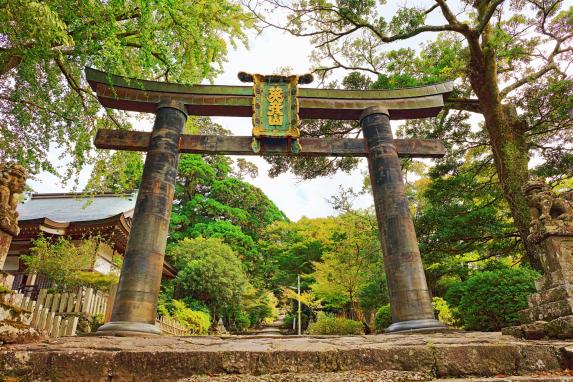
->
<box><xmin>1</xmin><ymin>332</ymin><xmax>573</xmax><ymax>381</ymax></box>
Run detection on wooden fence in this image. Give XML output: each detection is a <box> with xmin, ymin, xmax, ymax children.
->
<box><xmin>7</xmin><ymin>287</ymin><xmax>192</xmax><ymax>337</ymax></box>
<box><xmin>6</xmin><ymin>287</ymin><xmax>109</xmax><ymax>338</ymax></box>
<box><xmin>155</xmin><ymin>315</ymin><xmax>190</xmax><ymax>336</ymax></box>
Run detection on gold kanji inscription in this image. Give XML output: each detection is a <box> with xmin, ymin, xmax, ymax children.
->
<box><xmin>267</xmin><ymin>86</ymin><xmax>284</xmax><ymax>126</ymax></box>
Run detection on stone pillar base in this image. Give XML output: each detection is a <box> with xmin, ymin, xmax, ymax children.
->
<box><xmin>96</xmin><ymin>321</ymin><xmax>162</xmax><ymax>336</ymax></box>
<box><xmin>386</xmin><ymin>318</ymin><xmax>447</xmax><ymax>333</ymax></box>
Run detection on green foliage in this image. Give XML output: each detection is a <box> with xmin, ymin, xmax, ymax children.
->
<box><xmin>88</xmin><ymin>314</ymin><xmax>104</xmax><ymax>333</ymax></box>
<box><xmin>157</xmin><ymin>299</ymin><xmax>211</xmax><ymax>335</ymax></box>
<box><xmin>243</xmin><ymin>289</ymin><xmax>279</xmax><ymax>327</ymax></box>
<box><xmin>374</xmin><ymin>305</ymin><xmax>392</xmax><ymax>333</ymax></box>
<box><xmin>307</xmin><ymin>313</ymin><xmax>364</xmax><ymax>335</ymax></box>
<box><xmin>85</xmin><ymin>151</ymin><xmax>143</xmax><ymax>193</ymax></box>
<box><xmin>432</xmin><ymin>297</ymin><xmax>455</xmax><ymax>327</ymax></box>
<box><xmin>0</xmin><ymin>285</ymin><xmax>13</xmax><ymax>294</ymax></box>
<box><xmin>259</xmin><ymin>217</ymin><xmax>330</xmax><ymax>291</ymax></box>
<box><xmin>170</xmin><ymin>153</ymin><xmax>285</xmax><ymax>284</ymax></box>
<box><xmin>227</xmin><ymin>310</ymin><xmax>251</xmax><ymax>332</ymax></box>
<box><xmin>22</xmin><ymin>236</ymin><xmax>104</xmax><ymax>291</ymax></box>
<box><xmin>1</xmin><ymin>0</ymin><xmax>251</xmax><ymax>177</ymax></box>
<box><xmin>73</xmin><ymin>271</ymin><xmax>118</xmax><ymax>292</ymax></box>
<box><xmin>309</xmin><ymin>212</ymin><xmax>384</xmax><ymax>318</ymax></box>
<box><xmin>414</xmin><ymin>153</ymin><xmax>522</xmax><ymax>292</ymax></box>
<box><xmin>445</xmin><ymin>267</ymin><xmax>539</xmax><ymax>331</ymax></box>
<box><xmin>169</xmin><ymin>237</ymin><xmax>251</xmax><ymax>323</ymax></box>
<box><xmin>171</xmin><ymin>300</ymin><xmax>211</xmax><ymax>335</ymax></box>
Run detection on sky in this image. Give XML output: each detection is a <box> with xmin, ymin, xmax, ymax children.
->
<box><xmin>27</xmin><ymin>26</ymin><xmax>375</xmax><ymax>221</ymax></box>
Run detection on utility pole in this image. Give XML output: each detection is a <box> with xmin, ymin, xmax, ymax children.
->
<box><xmin>297</xmin><ymin>274</ymin><xmax>301</xmax><ymax>336</ymax></box>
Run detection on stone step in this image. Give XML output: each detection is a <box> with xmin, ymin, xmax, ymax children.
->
<box><xmin>1</xmin><ymin>332</ymin><xmax>573</xmax><ymax>381</ymax></box>
<box><xmin>177</xmin><ymin>373</ymin><xmax>573</xmax><ymax>382</ymax></box>
<box><xmin>521</xmin><ymin>298</ymin><xmax>573</xmax><ymax>322</ymax></box>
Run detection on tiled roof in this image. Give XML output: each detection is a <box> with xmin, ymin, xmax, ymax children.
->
<box><xmin>17</xmin><ymin>192</ymin><xmax>137</xmax><ymax>223</ymax></box>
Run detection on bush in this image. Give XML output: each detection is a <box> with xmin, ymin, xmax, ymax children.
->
<box><xmin>307</xmin><ymin>312</ymin><xmax>363</xmax><ymax>335</ymax></box>
<box><xmin>432</xmin><ymin>297</ymin><xmax>455</xmax><ymax>327</ymax></box>
<box><xmin>72</xmin><ymin>271</ymin><xmax>118</xmax><ymax>292</ymax></box>
<box><xmin>158</xmin><ymin>299</ymin><xmax>211</xmax><ymax>335</ymax></box>
<box><xmin>374</xmin><ymin>305</ymin><xmax>392</xmax><ymax>333</ymax></box>
<box><xmin>445</xmin><ymin>267</ymin><xmax>539</xmax><ymax>331</ymax></box>
<box><xmin>232</xmin><ymin>311</ymin><xmax>251</xmax><ymax>332</ymax></box>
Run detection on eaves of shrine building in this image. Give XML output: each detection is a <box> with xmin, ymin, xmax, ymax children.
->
<box><xmin>4</xmin><ymin>192</ymin><xmax>177</xmax><ymax>289</ymax></box>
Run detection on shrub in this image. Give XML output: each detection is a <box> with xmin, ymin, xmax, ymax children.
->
<box><xmin>282</xmin><ymin>312</ymin><xmax>310</xmax><ymax>332</ymax></box>
<box><xmin>374</xmin><ymin>304</ymin><xmax>392</xmax><ymax>333</ymax></box>
<box><xmin>72</xmin><ymin>271</ymin><xmax>118</xmax><ymax>292</ymax></box>
<box><xmin>231</xmin><ymin>310</ymin><xmax>251</xmax><ymax>332</ymax></box>
<box><xmin>307</xmin><ymin>312</ymin><xmax>363</xmax><ymax>335</ymax></box>
<box><xmin>432</xmin><ymin>297</ymin><xmax>455</xmax><ymax>327</ymax></box>
<box><xmin>445</xmin><ymin>267</ymin><xmax>539</xmax><ymax>331</ymax></box>
<box><xmin>158</xmin><ymin>299</ymin><xmax>211</xmax><ymax>335</ymax></box>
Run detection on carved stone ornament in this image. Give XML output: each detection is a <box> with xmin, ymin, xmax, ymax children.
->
<box><xmin>0</xmin><ymin>163</ymin><xmax>27</xmax><ymax>236</ymax></box>
<box><xmin>505</xmin><ymin>179</ymin><xmax>573</xmax><ymax>339</ymax></box>
<box><xmin>524</xmin><ymin>179</ymin><xmax>573</xmax><ymax>244</ymax></box>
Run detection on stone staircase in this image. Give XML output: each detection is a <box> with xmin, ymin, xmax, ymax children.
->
<box><xmin>256</xmin><ymin>314</ymin><xmax>285</xmax><ymax>336</ymax></box>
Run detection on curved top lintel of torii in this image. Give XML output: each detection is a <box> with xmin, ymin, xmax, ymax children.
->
<box><xmin>85</xmin><ymin>67</ymin><xmax>454</xmax><ymax>121</ymax></box>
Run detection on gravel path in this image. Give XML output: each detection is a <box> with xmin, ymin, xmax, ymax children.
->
<box><xmin>178</xmin><ymin>370</ymin><xmax>431</xmax><ymax>381</ymax></box>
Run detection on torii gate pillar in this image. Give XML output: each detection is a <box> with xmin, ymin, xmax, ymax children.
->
<box><xmin>98</xmin><ymin>101</ymin><xmax>187</xmax><ymax>335</ymax></box>
<box><xmin>361</xmin><ymin>106</ymin><xmax>445</xmax><ymax>332</ymax></box>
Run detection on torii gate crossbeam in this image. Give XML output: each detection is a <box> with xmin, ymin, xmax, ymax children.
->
<box><xmin>87</xmin><ymin>68</ymin><xmax>452</xmax><ymax>335</ymax></box>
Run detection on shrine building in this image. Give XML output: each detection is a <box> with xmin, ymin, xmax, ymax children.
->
<box><xmin>2</xmin><ymin>192</ymin><xmax>176</xmax><ymax>297</ymax></box>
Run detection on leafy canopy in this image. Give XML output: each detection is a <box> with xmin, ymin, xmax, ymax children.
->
<box><xmin>1</xmin><ymin>0</ymin><xmax>251</xmax><ymax>177</ymax></box>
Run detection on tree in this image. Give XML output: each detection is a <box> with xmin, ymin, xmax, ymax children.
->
<box><xmin>1</xmin><ymin>1</ymin><xmax>251</xmax><ymax>176</ymax></box>
<box><xmin>170</xmin><ymin>151</ymin><xmax>286</xmax><ymax>281</ymax></box>
<box><xmin>414</xmin><ymin>150</ymin><xmax>522</xmax><ymax>292</ymax></box>
<box><xmin>247</xmin><ymin>0</ymin><xmax>573</xmax><ymax>268</ymax></box>
<box><xmin>169</xmin><ymin>237</ymin><xmax>251</xmax><ymax>323</ymax></box>
<box><xmin>309</xmin><ymin>212</ymin><xmax>384</xmax><ymax>319</ymax></box>
<box><xmin>258</xmin><ymin>217</ymin><xmax>338</xmax><ymax>291</ymax></box>
<box><xmin>21</xmin><ymin>235</ymin><xmax>111</xmax><ymax>291</ymax></box>
<box><xmin>85</xmin><ymin>151</ymin><xmax>143</xmax><ymax>193</ymax></box>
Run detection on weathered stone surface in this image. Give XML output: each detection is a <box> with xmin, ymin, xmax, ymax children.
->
<box><xmin>0</xmin><ymin>299</ymin><xmax>44</xmax><ymax>345</ymax></box>
<box><xmin>0</xmin><ymin>322</ymin><xmax>44</xmax><ymax>345</ymax></box>
<box><xmin>519</xmin><ymin>344</ymin><xmax>565</xmax><ymax>372</ymax></box>
<box><xmin>522</xmin><ymin>298</ymin><xmax>573</xmax><ymax>323</ymax></box>
<box><xmin>0</xmin><ymin>332</ymin><xmax>571</xmax><ymax>381</ymax></box>
<box><xmin>503</xmin><ymin>325</ymin><xmax>525</xmax><ymax>338</ymax></box>
<box><xmin>547</xmin><ymin>316</ymin><xmax>573</xmax><ymax>339</ymax></box>
<box><xmin>434</xmin><ymin>344</ymin><xmax>520</xmax><ymax>377</ymax></box>
<box><xmin>529</xmin><ymin>285</ymin><xmax>573</xmax><ymax>307</ymax></box>
<box><xmin>0</xmin><ymin>301</ymin><xmax>31</xmax><ymax>325</ymax></box>
<box><xmin>180</xmin><ymin>370</ymin><xmax>432</xmax><ymax>381</ymax></box>
<box><xmin>523</xmin><ymin>322</ymin><xmax>549</xmax><ymax>340</ymax></box>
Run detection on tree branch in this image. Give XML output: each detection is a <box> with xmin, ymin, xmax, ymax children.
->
<box><xmin>499</xmin><ymin>63</ymin><xmax>557</xmax><ymax>98</ymax></box>
<box><xmin>445</xmin><ymin>98</ymin><xmax>482</xmax><ymax>114</ymax></box>
<box><xmin>475</xmin><ymin>0</ymin><xmax>505</xmax><ymax>34</ymax></box>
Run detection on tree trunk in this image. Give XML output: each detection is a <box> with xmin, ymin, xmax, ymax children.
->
<box><xmin>466</xmin><ymin>29</ymin><xmax>540</xmax><ymax>270</ymax></box>
<box><xmin>0</xmin><ymin>55</ymin><xmax>22</xmax><ymax>77</ymax></box>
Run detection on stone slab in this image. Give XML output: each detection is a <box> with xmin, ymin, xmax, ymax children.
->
<box><xmin>529</xmin><ymin>285</ymin><xmax>573</xmax><ymax>307</ymax></box>
<box><xmin>522</xmin><ymin>298</ymin><xmax>573</xmax><ymax>323</ymax></box>
<box><xmin>1</xmin><ymin>332</ymin><xmax>572</xmax><ymax>381</ymax></box>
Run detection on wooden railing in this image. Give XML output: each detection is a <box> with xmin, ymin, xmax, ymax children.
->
<box><xmin>8</xmin><ymin>287</ymin><xmax>192</xmax><ymax>337</ymax></box>
<box><xmin>155</xmin><ymin>315</ymin><xmax>190</xmax><ymax>336</ymax></box>
<box><xmin>6</xmin><ymin>287</ymin><xmax>109</xmax><ymax>338</ymax></box>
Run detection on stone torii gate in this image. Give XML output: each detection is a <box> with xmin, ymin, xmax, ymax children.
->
<box><xmin>86</xmin><ymin>67</ymin><xmax>453</xmax><ymax>335</ymax></box>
